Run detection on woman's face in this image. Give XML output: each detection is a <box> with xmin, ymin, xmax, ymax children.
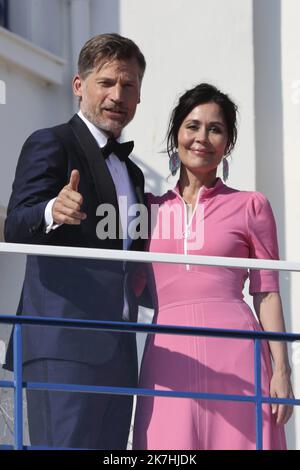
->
<box><xmin>177</xmin><ymin>101</ymin><xmax>229</xmax><ymax>176</ymax></box>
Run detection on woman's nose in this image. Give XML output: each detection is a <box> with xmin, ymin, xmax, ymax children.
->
<box><xmin>195</xmin><ymin>128</ymin><xmax>209</xmax><ymax>143</ymax></box>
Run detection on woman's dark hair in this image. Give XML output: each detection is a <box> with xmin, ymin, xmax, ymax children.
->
<box><xmin>167</xmin><ymin>83</ymin><xmax>238</xmax><ymax>157</ymax></box>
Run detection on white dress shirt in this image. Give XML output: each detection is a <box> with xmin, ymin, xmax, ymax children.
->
<box><xmin>45</xmin><ymin>110</ymin><xmax>137</xmax><ymax>319</ymax></box>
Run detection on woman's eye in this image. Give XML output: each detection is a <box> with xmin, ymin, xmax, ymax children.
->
<box><xmin>209</xmin><ymin>126</ymin><xmax>222</xmax><ymax>133</ymax></box>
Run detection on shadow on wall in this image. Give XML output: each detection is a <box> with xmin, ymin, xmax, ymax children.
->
<box><xmin>133</xmin><ymin>155</ymin><xmax>167</xmax><ymax>196</ymax></box>
<box><xmin>0</xmin><ymin>205</ymin><xmax>6</xmax><ymax>242</ymax></box>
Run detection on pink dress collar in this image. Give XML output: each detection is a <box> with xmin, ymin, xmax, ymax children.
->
<box><xmin>172</xmin><ymin>177</ymin><xmax>225</xmax><ymax>201</ymax></box>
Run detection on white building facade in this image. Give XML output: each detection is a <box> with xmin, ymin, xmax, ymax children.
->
<box><xmin>0</xmin><ymin>0</ymin><xmax>299</xmax><ymax>449</ymax></box>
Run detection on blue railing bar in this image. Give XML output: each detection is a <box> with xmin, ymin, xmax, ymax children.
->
<box><xmin>262</xmin><ymin>397</ymin><xmax>298</xmax><ymax>405</ymax></box>
<box><xmin>1</xmin><ymin>242</ymin><xmax>300</xmax><ymax>272</ymax></box>
<box><xmin>26</xmin><ymin>445</ymin><xmax>92</xmax><ymax>450</ymax></box>
<box><xmin>254</xmin><ymin>339</ymin><xmax>263</xmax><ymax>450</ymax></box>
<box><xmin>22</xmin><ymin>382</ymin><xmax>267</xmax><ymax>402</ymax></box>
<box><xmin>13</xmin><ymin>324</ymin><xmax>23</xmax><ymax>450</ymax></box>
<box><xmin>0</xmin><ymin>381</ymin><xmax>294</xmax><ymax>406</ymax></box>
<box><xmin>0</xmin><ymin>444</ymin><xmax>93</xmax><ymax>450</ymax></box>
<box><xmin>0</xmin><ymin>380</ymin><xmax>14</xmax><ymax>388</ymax></box>
<box><xmin>1</xmin><ymin>378</ymin><xmax>298</xmax><ymax>406</ymax></box>
<box><xmin>0</xmin><ymin>315</ymin><xmax>299</xmax><ymax>342</ymax></box>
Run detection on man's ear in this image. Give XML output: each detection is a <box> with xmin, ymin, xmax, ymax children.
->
<box><xmin>72</xmin><ymin>75</ymin><xmax>83</xmax><ymax>98</ymax></box>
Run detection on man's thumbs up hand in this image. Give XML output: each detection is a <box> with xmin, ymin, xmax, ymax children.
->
<box><xmin>68</xmin><ymin>169</ymin><xmax>80</xmax><ymax>192</ymax></box>
<box><xmin>52</xmin><ymin>170</ymin><xmax>87</xmax><ymax>225</ymax></box>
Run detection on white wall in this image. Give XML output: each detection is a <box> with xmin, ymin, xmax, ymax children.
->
<box><xmin>280</xmin><ymin>0</ymin><xmax>300</xmax><ymax>448</ymax></box>
<box><xmin>0</xmin><ymin>0</ymin><xmax>299</xmax><ymax>449</ymax></box>
<box><xmin>118</xmin><ymin>0</ymin><xmax>255</xmax><ymax>196</ymax></box>
<box><xmin>9</xmin><ymin>0</ymin><xmax>66</xmax><ymax>57</ymax></box>
<box><xmin>251</xmin><ymin>0</ymin><xmax>300</xmax><ymax>448</ymax></box>
<box><xmin>0</xmin><ymin>1</ymin><xmax>73</xmax><ymax>375</ymax></box>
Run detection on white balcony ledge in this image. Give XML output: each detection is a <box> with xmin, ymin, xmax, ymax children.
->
<box><xmin>0</xmin><ymin>27</ymin><xmax>66</xmax><ymax>85</ymax></box>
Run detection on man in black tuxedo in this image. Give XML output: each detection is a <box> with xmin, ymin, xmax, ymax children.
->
<box><xmin>4</xmin><ymin>33</ymin><xmax>146</xmax><ymax>450</ymax></box>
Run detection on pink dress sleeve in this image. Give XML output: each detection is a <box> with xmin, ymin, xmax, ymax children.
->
<box><xmin>246</xmin><ymin>192</ymin><xmax>280</xmax><ymax>294</ymax></box>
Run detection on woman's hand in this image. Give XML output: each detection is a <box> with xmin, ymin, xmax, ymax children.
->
<box><xmin>253</xmin><ymin>292</ymin><xmax>294</xmax><ymax>425</ymax></box>
<box><xmin>269</xmin><ymin>368</ymin><xmax>294</xmax><ymax>425</ymax></box>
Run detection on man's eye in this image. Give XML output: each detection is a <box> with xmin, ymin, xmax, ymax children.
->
<box><xmin>98</xmin><ymin>81</ymin><xmax>111</xmax><ymax>86</ymax></box>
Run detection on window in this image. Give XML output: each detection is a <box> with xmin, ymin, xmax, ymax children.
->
<box><xmin>0</xmin><ymin>0</ymin><xmax>8</xmax><ymax>28</ymax></box>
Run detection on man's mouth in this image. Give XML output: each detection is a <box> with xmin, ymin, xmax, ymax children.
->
<box><xmin>103</xmin><ymin>108</ymin><xmax>125</xmax><ymax>118</ymax></box>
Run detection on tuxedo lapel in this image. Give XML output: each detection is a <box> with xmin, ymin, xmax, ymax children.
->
<box><xmin>69</xmin><ymin>115</ymin><xmax>119</xmax><ymax>210</ymax></box>
<box><xmin>126</xmin><ymin>159</ymin><xmax>146</xmax><ymax>252</ymax></box>
<box><xmin>69</xmin><ymin>114</ymin><xmax>145</xmax><ymax>249</ymax></box>
<box><xmin>126</xmin><ymin>159</ymin><xmax>145</xmax><ymax>206</ymax></box>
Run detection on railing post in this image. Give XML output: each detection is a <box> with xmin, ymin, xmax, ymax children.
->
<box><xmin>13</xmin><ymin>324</ymin><xmax>23</xmax><ymax>450</ymax></box>
<box><xmin>254</xmin><ymin>339</ymin><xmax>263</xmax><ymax>450</ymax></box>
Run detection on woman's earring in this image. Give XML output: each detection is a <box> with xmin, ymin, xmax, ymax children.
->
<box><xmin>169</xmin><ymin>152</ymin><xmax>180</xmax><ymax>176</ymax></box>
<box><xmin>222</xmin><ymin>157</ymin><xmax>229</xmax><ymax>182</ymax></box>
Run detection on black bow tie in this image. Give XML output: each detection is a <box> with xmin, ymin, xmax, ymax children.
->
<box><xmin>101</xmin><ymin>138</ymin><xmax>134</xmax><ymax>161</ymax></box>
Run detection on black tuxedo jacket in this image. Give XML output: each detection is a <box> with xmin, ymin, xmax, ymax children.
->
<box><xmin>4</xmin><ymin>114</ymin><xmax>146</xmax><ymax>367</ymax></box>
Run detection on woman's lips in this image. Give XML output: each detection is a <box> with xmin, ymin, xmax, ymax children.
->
<box><xmin>191</xmin><ymin>148</ymin><xmax>213</xmax><ymax>155</ymax></box>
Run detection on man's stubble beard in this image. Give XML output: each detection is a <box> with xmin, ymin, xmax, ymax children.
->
<box><xmin>82</xmin><ymin>108</ymin><xmax>126</xmax><ymax>138</ymax></box>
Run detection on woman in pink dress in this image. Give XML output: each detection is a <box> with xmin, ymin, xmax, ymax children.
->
<box><xmin>132</xmin><ymin>83</ymin><xmax>294</xmax><ymax>450</ymax></box>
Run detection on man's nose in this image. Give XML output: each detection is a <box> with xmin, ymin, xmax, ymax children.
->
<box><xmin>110</xmin><ymin>84</ymin><xmax>123</xmax><ymax>103</ymax></box>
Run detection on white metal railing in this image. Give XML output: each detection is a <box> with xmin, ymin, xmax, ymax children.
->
<box><xmin>0</xmin><ymin>241</ymin><xmax>300</xmax><ymax>451</ymax></box>
<box><xmin>1</xmin><ymin>242</ymin><xmax>300</xmax><ymax>272</ymax></box>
